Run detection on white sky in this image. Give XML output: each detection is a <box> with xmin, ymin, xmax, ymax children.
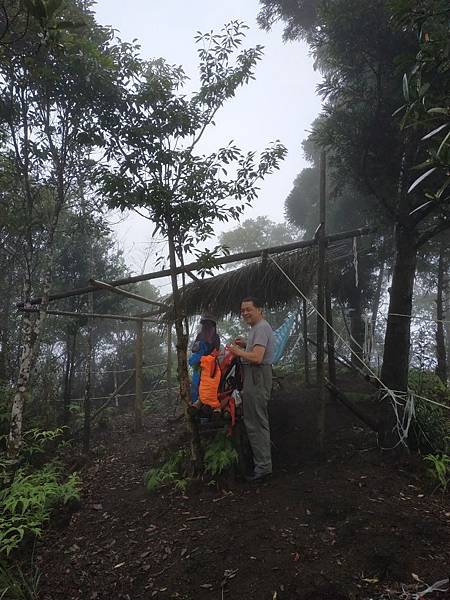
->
<box><xmin>93</xmin><ymin>0</ymin><xmax>322</xmax><ymax>275</ymax></box>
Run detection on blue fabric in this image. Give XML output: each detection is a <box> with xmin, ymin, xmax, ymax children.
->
<box><xmin>189</xmin><ymin>340</ymin><xmax>217</xmax><ymax>404</ymax></box>
<box><xmin>272</xmin><ymin>314</ymin><xmax>296</xmax><ymax>364</ymax></box>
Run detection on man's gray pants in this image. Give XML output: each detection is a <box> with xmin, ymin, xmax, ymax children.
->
<box><xmin>242</xmin><ymin>364</ymin><xmax>272</xmax><ymax>475</ymax></box>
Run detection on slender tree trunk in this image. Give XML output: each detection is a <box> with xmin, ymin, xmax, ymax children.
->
<box><xmin>167</xmin><ymin>226</ymin><xmax>202</xmax><ymax>470</ymax></box>
<box><xmin>134</xmin><ymin>319</ymin><xmax>144</xmax><ymax>432</ymax></box>
<box><xmin>435</xmin><ymin>240</ymin><xmax>447</xmax><ymax>384</ymax></box>
<box><xmin>8</xmin><ymin>275</ymin><xmax>51</xmax><ymax>457</ymax></box>
<box><xmin>63</xmin><ymin>329</ymin><xmax>77</xmax><ymax>425</ymax></box>
<box><xmin>381</xmin><ymin>227</ymin><xmax>417</xmax><ymax>390</ymax></box>
<box><xmin>166</xmin><ymin>322</ymin><xmax>173</xmax><ymax>403</ymax></box>
<box><xmin>379</xmin><ymin>225</ymin><xmax>417</xmax><ymax>446</ymax></box>
<box><xmin>0</xmin><ymin>268</ymin><xmax>13</xmax><ymax>381</ymax></box>
<box><xmin>83</xmin><ymin>294</ymin><xmax>93</xmax><ymax>453</ymax></box>
<box><xmin>317</xmin><ymin>151</ymin><xmax>327</xmax><ymax>451</ymax></box>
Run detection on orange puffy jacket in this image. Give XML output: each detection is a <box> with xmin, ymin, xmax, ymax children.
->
<box><xmin>199</xmin><ymin>354</ymin><xmax>221</xmax><ymax>409</ymax></box>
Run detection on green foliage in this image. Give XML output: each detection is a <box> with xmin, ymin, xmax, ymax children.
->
<box><xmin>424</xmin><ymin>453</ymin><xmax>450</xmax><ymax>492</ymax></box>
<box><xmin>204</xmin><ymin>432</ymin><xmax>238</xmax><ymax>477</ymax></box>
<box><xmin>99</xmin><ymin>21</ymin><xmax>286</xmax><ymax>256</ymax></box>
<box><xmin>409</xmin><ymin>369</ymin><xmax>450</xmax><ymax>453</ymax></box>
<box><xmin>393</xmin><ymin>0</ymin><xmax>450</xmax><ymax>202</ymax></box>
<box><xmin>409</xmin><ymin>369</ymin><xmax>449</xmax><ymax>401</ymax></box>
<box><xmin>20</xmin><ymin>428</ymin><xmax>66</xmax><ymax>462</ymax></box>
<box><xmin>144</xmin><ymin>450</ymin><xmax>189</xmax><ymax>494</ymax></box>
<box><xmin>0</xmin><ymin>558</ymin><xmax>41</xmax><ymax>600</ymax></box>
<box><xmin>0</xmin><ymin>464</ymin><xmax>80</xmax><ymax>556</ymax></box>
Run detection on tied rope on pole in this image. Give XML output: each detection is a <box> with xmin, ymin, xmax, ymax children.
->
<box><xmin>267</xmin><ymin>255</ymin><xmax>450</xmax><ymax>450</ymax></box>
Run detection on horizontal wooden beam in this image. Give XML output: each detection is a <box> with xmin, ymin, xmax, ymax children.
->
<box><xmin>91</xmin><ymin>279</ymin><xmax>170</xmax><ymax>309</ymax></box>
<box><xmin>18</xmin><ymin>226</ymin><xmax>373</xmax><ymax>307</ymax></box>
<box><xmin>19</xmin><ymin>307</ymin><xmax>159</xmax><ymax>323</ymax></box>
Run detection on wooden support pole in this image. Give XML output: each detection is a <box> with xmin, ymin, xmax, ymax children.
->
<box><xmin>316</xmin><ymin>151</ymin><xmax>327</xmax><ymax>383</ymax></box>
<box><xmin>302</xmin><ymin>297</ymin><xmax>310</xmax><ymax>386</ymax></box>
<box><xmin>325</xmin><ymin>380</ymin><xmax>380</xmax><ymax>433</ymax></box>
<box><xmin>325</xmin><ymin>266</ymin><xmax>337</xmax><ymax>386</ymax></box>
<box><xmin>83</xmin><ymin>291</ymin><xmax>93</xmax><ymax>453</ymax></box>
<box><xmin>317</xmin><ymin>150</ymin><xmax>327</xmax><ymax>450</ymax></box>
<box><xmin>18</xmin><ymin>227</ymin><xmax>373</xmax><ymax>308</ymax></box>
<box><xmin>19</xmin><ymin>307</ymin><xmax>159</xmax><ymax>323</ymax></box>
<box><xmin>135</xmin><ymin>319</ymin><xmax>144</xmax><ymax>432</ymax></box>
<box><xmin>166</xmin><ymin>322</ymin><xmax>173</xmax><ymax>405</ymax></box>
<box><xmin>91</xmin><ymin>279</ymin><xmax>170</xmax><ymax>310</ymax></box>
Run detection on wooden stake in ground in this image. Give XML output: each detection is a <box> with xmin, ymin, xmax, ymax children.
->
<box><xmin>317</xmin><ymin>150</ymin><xmax>327</xmax><ymax>451</ymax></box>
<box><xmin>135</xmin><ymin>319</ymin><xmax>144</xmax><ymax>432</ymax></box>
<box><xmin>325</xmin><ymin>266</ymin><xmax>337</xmax><ymax>387</ymax></box>
<box><xmin>166</xmin><ymin>322</ymin><xmax>173</xmax><ymax>405</ymax></box>
<box><xmin>302</xmin><ymin>296</ymin><xmax>310</xmax><ymax>386</ymax></box>
<box><xmin>83</xmin><ymin>291</ymin><xmax>93</xmax><ymax>453</ymax></box>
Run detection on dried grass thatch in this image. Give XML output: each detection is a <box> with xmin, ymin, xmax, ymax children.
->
<box><xmin>170</xmin><ymin>238</ymin><xmax>357</xmax><ymax>319</ymax></box>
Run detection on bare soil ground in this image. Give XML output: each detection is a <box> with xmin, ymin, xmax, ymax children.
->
<box><xmin>37</xmin><ymin>377</ymin><xmax>450</xmax><ymax>600</ymax></box>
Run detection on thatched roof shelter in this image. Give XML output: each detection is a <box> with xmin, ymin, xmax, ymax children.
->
<box><xmin>171</xmin><ymin>237</ymin><xmax>359</xmax><ymax>319</ymax></box>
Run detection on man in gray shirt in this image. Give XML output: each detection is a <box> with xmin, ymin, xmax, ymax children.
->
<box><xmin>228</xmin><ymin>296</ymin><xmax>275</xmax><ymax>482</ymax></box>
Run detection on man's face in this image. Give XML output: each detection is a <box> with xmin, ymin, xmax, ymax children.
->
<box><xmin>240</xmin><ymin>301</ymin><xmax>262</xmax><ymax>326</ymax></box>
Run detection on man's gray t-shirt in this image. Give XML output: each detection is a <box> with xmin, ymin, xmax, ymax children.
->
<box><xmin>245</xmin><ymin>318</ymin><xmax>275</xmax><ymax>365</ymax></box>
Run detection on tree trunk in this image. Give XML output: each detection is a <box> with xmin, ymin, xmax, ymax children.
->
<box><xmin>134</xmin><ymin>319</ymin><xmax>144</xmax><ymax>432</ymax></box>
<box><xmin>379</xmin><ymin>225</ymin><xmax>417</xmax><ymax>446</ymax></box>
<box><xmin>83</xmin><ymin>292</ymin><xmax>93</xmax><ymax>453</ymax></box>
<box><xmin>435</xmin><ymin>240</ymin><xmax>447</xmax><ymax>384</ymax></box>
<box><xmin>8</xmin><ymin>277</ymin><xmax>51</xmax><ymax>458</ymax></box>
<box><xmin>167</xmin><ymin>226</ymin><xmax>203</xmax><ymax>470</ymax></box>
<box><xmin>381</xmin><ymin>226</ymin><xmax>417</xmax><ymax>390</ymax></box>
<box><xmin>63</xmin><ymin>329</ymin><xmax>77</xmax><ymax>425</ymax></box>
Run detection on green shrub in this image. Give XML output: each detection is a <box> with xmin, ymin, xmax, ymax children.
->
<box><xmin>424</xmin><ymin>453</ymin><xmax>450</xmax><ymax>492</ymax></box>
<box><xmin>409</xmin><ymin>369</ymin><xmax>450</xmax><ymax>453</ymax></box>
<box><xmin>204</xmin><ymin>432</ymin><xmax>238</xmax><ymax>477</ymax></box>
<box><xmin>21</xmin><ymin>428</ymin><xmax>66</xmax><ymax>462</ymax></box>
<box><xmin>144</xmin><ymin>450</ymin><xmax>189</xmax><ymax>494</ymax></box>
<box><xmin>409</xmin><ymin>369</ymin><xmax>449</xmax><ymax>403</ymax></box>
<box><xmin>0</xmin><ymin>463</ymin><xmax>80</xmax><ymax>556</ymax></box>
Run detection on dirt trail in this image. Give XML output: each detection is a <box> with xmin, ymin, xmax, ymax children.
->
<box><xmin>37</xmin><ymin>385</ymin><xmax>450</xmax><ymax>600</ymax></box>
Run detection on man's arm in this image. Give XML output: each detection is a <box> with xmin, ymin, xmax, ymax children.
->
<box><xmin>229</xmin><ymin>343</ymin><xmax>265</xmax><ymax>364</ymax></box>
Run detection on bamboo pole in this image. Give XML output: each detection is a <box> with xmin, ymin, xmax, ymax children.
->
<box><xmin>19</xmin><ymin>307</ymin><xmax>159</xmax><ymax>323</ymax></box>
<box><xmin>19</xmin><ymin>227</ymin><xmax>373</xmax><ymax>307</ymax></box>
<box><xmin>166</xmin><ymin>322</ymin><xmax>173</xmax><ymax>405</ymax></box>
<box><xmin>302</xmin><ymin>297</ymin><xmax>310</xmax><ymax>386</ymax></box>
<box><xmin>135</xmin><ymin>319</ymin><xmax>144</xmax><ymax>432</ymax></box>
<box><xmin>91</xmin><ymin>279</ymin><xmax>170</xmax><ymax>309</ymax></box>
<box><xmin>325</xmin><ymin>266</ymin><xmax>337</xmax><ymax>386</ymax></box>
<box><xmin>317</xmin><ymin>151</ymin><xmax>327</xmax><ymax>451</ymax></box>
<box><xmin>83</xmin><ymin>291</ymin><xmax>93</xmax><ymax>453</ymax></box>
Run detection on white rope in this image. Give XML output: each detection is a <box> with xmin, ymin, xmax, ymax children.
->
<box><xmin>352</xmin><ymin>236</ymin><xmax>359</xmax><ymax>289</ymax></box>
<box><xmin>268</xmin><ymin>255</ymin><xmax>450</xmax><ymax>448</ymax></box>
<box><xmin>412</xmin><ymin>578</ymin><xmax>449</xmax><ymax>599</ymax></box>
<box><xmin>74</xmin><ymin>363</ymin><xmax>166</xmax><ymax>376</ymax></box>
<box><xmin>70</xmin><ymin>386</ymin><xmax>178</xmax><ymax>402</ymax></box>
<box><xmin>388</xmin><ymin>312</ymin><xmax>450</xmax><ymax>325</ymax></box>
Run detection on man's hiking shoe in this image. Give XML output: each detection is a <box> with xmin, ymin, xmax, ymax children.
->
<box><xmin>245</xmin><ymin>471</ymin><xmax>272</xmax><ymax>483</ymax></box>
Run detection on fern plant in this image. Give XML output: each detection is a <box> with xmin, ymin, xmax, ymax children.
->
<box><xmin>144</xmin><ymin>450</ymin><xmax>189</xmax><ymax>493</ymax></box>
<box><xmin>204</xmin><ymin>432</ymin><xmax>238</xmax><ymax>477</ymax></box>
<box><xmin>0</xmin><ymin>463</ymin><xmax>81</xmax><ymax>555</ymax></box>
